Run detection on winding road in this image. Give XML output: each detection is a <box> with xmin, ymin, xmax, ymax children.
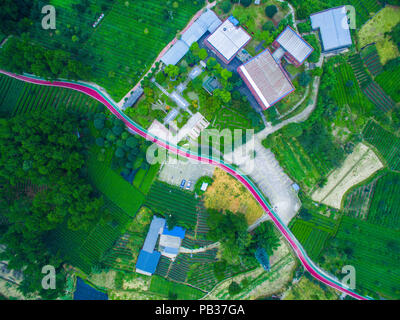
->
<box><xmin>0</xmin><ymin>70</ymin><xmax>370</xmax><ymax>300</ymax></box>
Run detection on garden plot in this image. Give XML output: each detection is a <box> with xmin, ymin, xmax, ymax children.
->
<box><xmin>312</xmin><ymin>143</ymin><xmax>383</xmax><ymax>209</ymax></box>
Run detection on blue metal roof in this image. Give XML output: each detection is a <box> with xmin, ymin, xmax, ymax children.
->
<box><xmin>310</xmin><ymin>6</ymin><xmax>352</xmax><ymax>52</ymax></box>
<box><xmin>136</xmin><ymin>250</ymin><xmax>161</xmax><ymax>274</ymax></box>
<box><xmin>182</xmin><ymin>22</ymin><xmax>207</xmax><ymax>47</ymax></box>
<box><xmin>228</xmin><ymin>15</ymin><xmax>239</xmax><ymax>26</ymax></box>
<box><xmin>142</xmin><ymin>216</ymin><xmax>166</xmax><ymax>253</ymax></box>
<box><xmin>162</xmin><ymin>226</ymin><xmax>186</xmax><ymax>239</ymax></box>
<box><xmin>160</xmin><ymin>40</ymin><xmax>189</xmax><ymax>66</ymax></box>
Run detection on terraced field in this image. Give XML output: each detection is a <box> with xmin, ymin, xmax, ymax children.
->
<box><xmin>0</xmin><ymin>73</ymin><xmax>100</xmax><ymax>116</ymax></box>
<box><xmin>46</xmin><ymin>197</ymin><xmax>132</xmax><ymax>273</ymax></box>
<box><xmin>348</xmin><ymin>55</ymin><xmax>395</xmax><ymax>112</ymax></box>
<box><xmin>144</xmin><ymin>181</ymin><xmax>198</xmax><ymax>229</ymax></box>
<box><xmin>375</xmin><ymin>63</ymin><xmax>400</xmax><ymax>103</ymax></box>
<box><xmin>265</xmin><ymin>134</ymin><xmax>329</xmax><ymax>191</ymax></box>
<box><xmin>87</xmin><ymin>147</ymin><xmax>145</xmax><ymax>216</ymax></box>
<box><xmin>363</xmin><ymin>120</ymin><xmax>400</xmax><ymax>171</ymax></box>
<box><xmin>31</xmin><ymin>0</ymin><xmax>205</xmax><ymax>100</ymax></box>
<box><xmin>290</xmin><ymin>212</ymin><xmax>337</xmax><ymax>260</ymax></box>
<box><xmin>367</xmin><ymin>172</ymin><xmax>400</xmax><ymax>230</ymax></box>
<box><xmin>332</xmin><ymin>62</ymin><xmax>374</xmax><ymax>117</ymax></box>
<box><xmin>361</xmin><ymin>45</ymin><xmax>383</xmax><ymax>77</ymax></box>
<box><xmin>322</xmin><ymin>216</ymin><xmax>400</xmax><ymax>299</ymax></box>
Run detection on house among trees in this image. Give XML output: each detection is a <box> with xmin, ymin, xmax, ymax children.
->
<box><xmin>135</xmin><ymin>216</ymin><xmax>186</xmax><ymax>276</ymax></box>
<box><xmin>271</xmin><ymin>26</ymin><xmax>314</xmax><ymax>66</ymax></box>
<box><xmin>160</xmin><ymin>9</ymin><xmax>222</xmax><ymax>66</ymax></box>
<box><xmin>205</xmin><ymin>16</ymin><xmax>252</xmax><ymax>64</ymax></box>
<box><xmin>310</xmin><ymin>6</ymin><xmax>352</xmax><ymax>53</ymax></box>
<box><xmin>237</xmin><ymin>49</ymin><xmax>295</xmax><ymax>110</ymax></box>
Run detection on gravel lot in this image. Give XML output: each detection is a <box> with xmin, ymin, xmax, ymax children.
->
<box><xmin>158</xmin><ymin>159</ymin><xmax>215</xmax><ymax>191</ymax></box>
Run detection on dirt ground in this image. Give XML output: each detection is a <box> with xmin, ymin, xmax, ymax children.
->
<box><xmin>0</xmin><ymin>279</ymin><xmax>26</xmax><ymax>300</ymax></box>
<box><xmin>202</xmin><ymin>168</ymin><xmax>264</xmax><ymax>225</ymax></box>
<box><xmin>284</xmin><ymin>277</ymin><xmax>339</xmax><ymax>300</ymax></box>
<box><xmin>312</xmin><ymin>143</ymin><xmax>383</xmax><ymax>209</ymax></box>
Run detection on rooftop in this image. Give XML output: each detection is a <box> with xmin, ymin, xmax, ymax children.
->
<box><xmin>161</xmin><ymin>10</ymin><xmax>222</xmax><ymax>66</ymax></box>
<box><xmin>238</xmin><ymin>49</ymin><xmax>295</xmax><ymax>110</ymax></box>
<box><xmin>205</xmin><ymin>18</ymin><xmax>251</xmax><ymax>63</ymax></box>
<box><xmin>142</xmin><ymin>216</ymin><xmax>166</xmax><ymax>253</ymax></box>
<box><xmin>136</xmin><ymin>250</ymin><xmax>161</xmax><ymax>275</ymax></box>
<box><xmin>160</xmin><ymin>40</ymin><xmax>189</xmax><ymax>66</ymax></box>
<box><xmin>310</xmin><ymin>6</ymin><xmax>352</xmax><ymax>52</ymax></box>
<box><xmin>275</xmin><ymin>26</ymin><xmax>313</xmax><ymax>64</ymax></box>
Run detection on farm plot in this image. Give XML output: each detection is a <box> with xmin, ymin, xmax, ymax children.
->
<box><xmin>350</xmin><ymin>0</ymin><xmax>382</xmax><ymax>28</ymax></box>
<box><xmin>332</xmin><ymin>62</ymin><xmax>374</xmax><ymax>117</ymax></box>
<box><xmin>367</xmin><ymin>172</ymin><xmax>400</xmax><ymax>230</ymax></box>
<box><xmin>375</xmin><ymin>62</ymin><xmax>400</xmax><ymax>103</ymax></box>
<box><xmin>363</xmin><ymin>120</ymin><xmax>400</xmax><ymax>171</ymax></box>
<box><xmin>321</xmin><ymin>216</ymin><xmax>400</xmax><ymax>299</ymax></box>
<box><xmin>149</xmin><ymin>275</ymin><xmax>205</xmax><ymax>300</ymax></box>
<box><xmin>144</xmin><ymin>181</ymin><xmax>198</xmax><ymax>229</ymax></box>
<box><xmin>0</xmin><ymin>73</ymin><xmax>101</xmax><ymax>116</ymax></box>
<box><xmin>311</xmin><ymin>143</ymin><xmax>383</xmax><ymax>209</ymax></box>
<box><xmin>363</xmin><ymin>81</ymin><xmax>396</xmax><ymax>112</ymax></box>
<box><xmin>101</xmin><ymin>207</ymin><xmax>154</xmax><ymax>272</ymax></box>
<box><xmin>361</xmin><ymin>45</ymin><xmax>383</xmax><ymax>76</ymax></box>
<box><xmin>213</xmin><ymin>107</ymin><xmax>252</xmax><ymax>131</ymax></box>
<box><xmin>265</xmin><ymin>135</ymin><xmax>328</xmax><ymax>191</ymax></box>
<box><xmin>87</xmin><ymin>147</ymin><xmax>145</xmax><ymax>217</ymax></box>
<box><xmin>348</xmin><ymin>54</ymin><xmax>371</xmax><ymax>88</ymax></box>
<box><xmin>291</xmin><ymin>221</ymin><xmax>331</xmax><ymax>260</ymax></box>
<box><xmin>32</xmin><ymin>0</ymin><xmax>204</xmax><ymax>101</ymax></box>
<box><xmin>46</xmin><ymin>197</ymin><xmax>132</xmax><ymax>274</ymax></box>
<box><xmin>343</xmin><ymin>176</ymin><xmax>379</xmax><ymax>220</ymax></box>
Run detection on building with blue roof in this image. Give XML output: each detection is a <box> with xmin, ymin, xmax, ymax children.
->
<box><xmin>310</xmin><ymin>6</ymin><xmax>352</xmax><ymax>52</ymax></box>
<box><xmin>159</xmin><ymin>225</ymin><xmax>186</xmax><ymax>259</ymax></box>
<box><xmin>135</xmin><ymin>216</ymin><xmax>186</xmax><ymax>275</ymax></box>
<box><xmin>142</xmin><ymin>216</ymin><xmax>165</xmax><ymax>253</ymax></box>
<box><xmin>161</xmin><ymin>10</ymin><xmax>222</xmax><ymax>66</ymax></box>
<box><xmin>135</xmin><ymin>250</ymin><xmax>161</xmax><ymax>276</ymax></box>
<box><xmin>135</xmin><ymin>216</ymin><xmax>165</xmax><ymax>276</ymax></box>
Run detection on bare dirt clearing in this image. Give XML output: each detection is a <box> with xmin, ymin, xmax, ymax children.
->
<box><xmin>312</xmin><ymin>143</ymin><xmax>383</xmax><ymax>209</ymax></box>
<box><xmin>202</xmin><ymin>168</ymin><xmax>264</xmax><ymax>224</ymax></box>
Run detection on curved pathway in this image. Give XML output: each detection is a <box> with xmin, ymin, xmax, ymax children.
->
<box><xmin>0</xmin><ymin>70</ymin><xmax>370</xmax><ymax>300</ymax></box>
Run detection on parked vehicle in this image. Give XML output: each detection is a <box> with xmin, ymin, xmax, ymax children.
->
<box><xmin>186</xmin><ymin>181</ymin><xmax>192</xmax><ymax>190</ymax></box>
<box><xmin>180</xmin><ymin>179</ymin><xmax>186</xmax><ymax>188</ymax></box>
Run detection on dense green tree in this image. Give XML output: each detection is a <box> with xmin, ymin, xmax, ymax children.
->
<box><xmin>219</xmin><ymin>1</ymin><xmax>232</xmax><ymax>13</ymax></box>
<box><xmin>228</xmin><ymin>281</ymin><xmax>241</xmax><ymax>296</ymax></box>
<box><xmin>0</xmin><ymin>111</ymin><xmax>105</xmax><ymax>298</ymax></box>
<box><xmin>265</xmin><ymin>5</ymin><xmax>278</xmax><ymax>18</ymax></box>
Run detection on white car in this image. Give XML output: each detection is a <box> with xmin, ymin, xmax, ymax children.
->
<box><xmin>185</xmin><ymin>181</ymin><xmax>192</xmax><ymax>190</ymax></box>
